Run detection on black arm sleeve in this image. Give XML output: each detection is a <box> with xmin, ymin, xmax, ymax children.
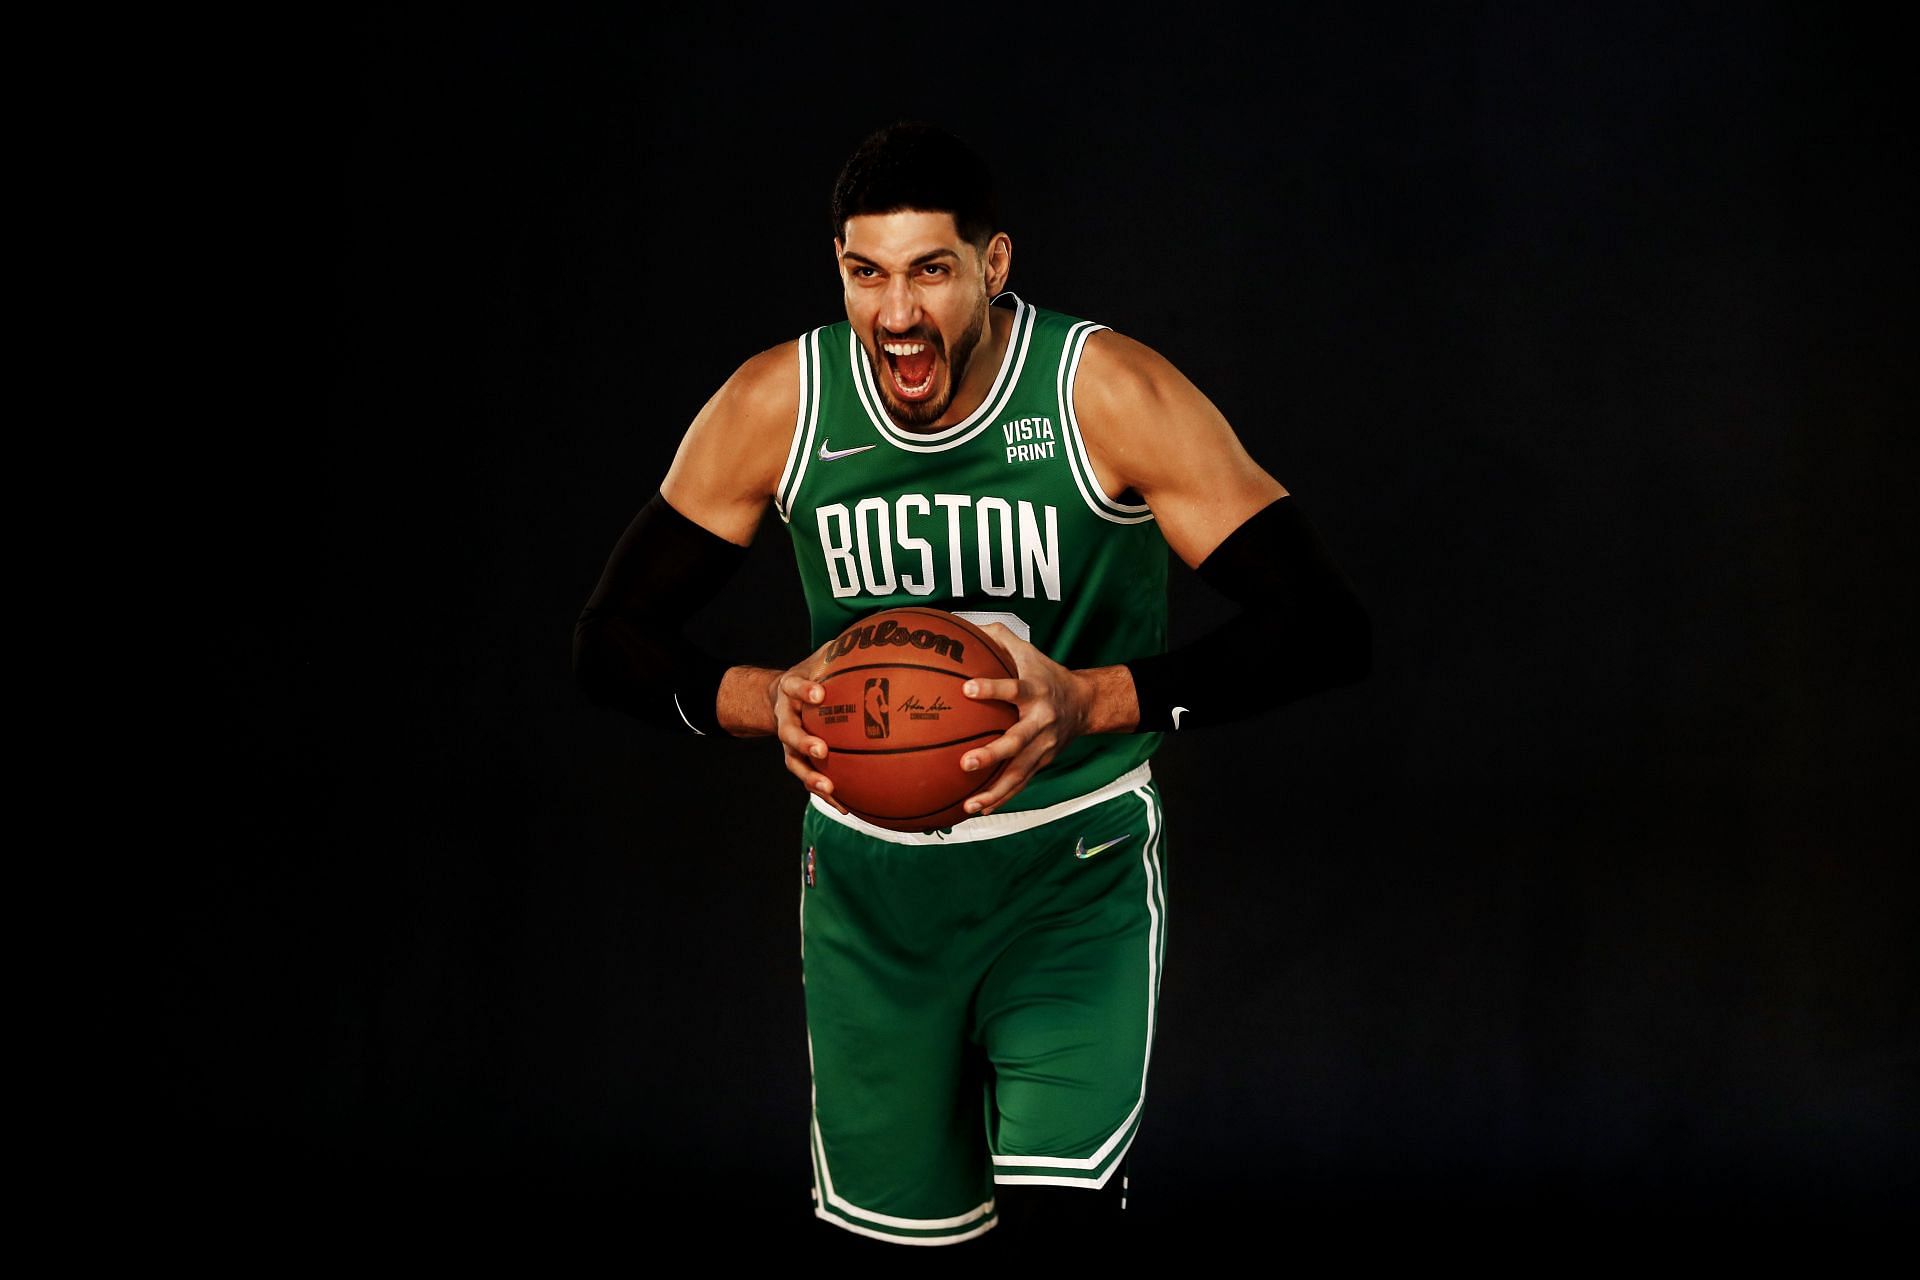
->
<box><xmin>572</xmin><ymin>492</ymin><xmax>750</xmax><ymax>736</ymax></box>
<box><xmin>1125</xmin><ymin>496</ymin><xmax>1370</xmax><ymax>731</ymax></box>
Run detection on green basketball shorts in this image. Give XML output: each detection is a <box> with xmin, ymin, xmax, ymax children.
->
<box><xmin>798</xmin><ymin>761</ymin><xmax>1168</xmax><ymax>1246</ymax></box>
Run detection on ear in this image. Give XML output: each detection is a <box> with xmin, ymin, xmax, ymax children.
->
<box><xmin>983</xmin><ymin>232</ymin><xmax>1012</xmax><ymax>295</ymax></box>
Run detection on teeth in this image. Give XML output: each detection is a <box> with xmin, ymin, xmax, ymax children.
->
<box><xmin>881</xmin><ymin>342</ymin><xmax>928</xmax><ymax>356</ymax></box>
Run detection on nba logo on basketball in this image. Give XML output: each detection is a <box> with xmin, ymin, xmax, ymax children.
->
<box><xmin>863</xmin><ymin>678</ymin><xmax>890</xmax><ymax>739</ymax></box>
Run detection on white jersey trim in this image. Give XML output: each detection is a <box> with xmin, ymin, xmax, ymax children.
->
<box><xmin>848</xmin><ymin>294</ymin><xmax>1035</xmax><ymax>453</ymax></box>
<box><xmin>1060</xmin><ymin>322</ymin><xmax>1155</xmax><ymax>525</ymax></box>
<box><xmin>808</xmin><ymin>761</ymin><xmax>1153</xmax><ymax>844</ymax></box>
<box><xmin>774</xmin><ymin>328</ymin><xmax>825</xmax><ymax>524</ymax></box>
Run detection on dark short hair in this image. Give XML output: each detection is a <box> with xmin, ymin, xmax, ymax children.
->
<box><xmin>830</xmin><ymin>121</ymin><xmax>1000</xmax><ymax>252</ymax></box>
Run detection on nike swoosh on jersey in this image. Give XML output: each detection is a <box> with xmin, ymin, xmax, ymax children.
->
<box><xmin>818</xmin><ymin>440</ymin><xmax>878</xmax><ymax>462</ymax></box>
<box><xmin>1172</xmin><ymin>706</ymin><xmax>1190</xmax><ymax>729</ymax></box>
<box><xmin>1074</xmin><ymin>833</ymin><xmax>1134</xmax><ymax>860</ymax></box>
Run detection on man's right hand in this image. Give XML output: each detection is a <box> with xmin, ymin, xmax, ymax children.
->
<box><xmin>769</xmin><ymin>657</ymin><xmax>850</xmax><ymax>814</ymax></box>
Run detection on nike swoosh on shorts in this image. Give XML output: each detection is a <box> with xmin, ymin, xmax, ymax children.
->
<box><xmin>1074</xmin><ymin>833</ymin><xmax>1134</xmax><ymax>860</ymax></box>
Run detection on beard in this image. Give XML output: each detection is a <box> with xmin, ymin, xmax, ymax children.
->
<box><xmin>872</xmin><ymin>302</ymin><xmax>989</xmax><ymax>431</ymax></box>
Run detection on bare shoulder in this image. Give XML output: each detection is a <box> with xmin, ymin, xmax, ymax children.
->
<box><xmin>695</xmin><ymin>339</ymin><xmax>802</xmax><ymax>454</ymax></box>
<box><xmin>722</xmin><ymin>338</ymin><xmax>804</xmax><ymax>425</ymax></box>
<box><xmin>1072</xmin><ymin>327</ymin><xmax>1287</xmax><ymax>567</ymax></box>
<box><xmin>662</xmin><ymin>339</ymin><xmax>802</xmax><ymax>546</ymax></box>
<box><xmin>1072</xmin><ymin>328</ymin><xmax>1245</xmax><ymax>472</ymax></box>
<box><xmin>1073</xmin><ymin>328</ymin><xmax>1189</xmax><ymax>424</ymax></box>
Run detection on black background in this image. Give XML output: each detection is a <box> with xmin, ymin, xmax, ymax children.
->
<box><xmin>168</xmin><ymin>1</ymin><xmax>1912</xmax><ymax>1245</ymax></box>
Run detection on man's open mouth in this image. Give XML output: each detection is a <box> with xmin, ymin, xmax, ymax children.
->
<box><xmin>881</xmin><ymin>339</ymin><xmax>938</xmax><ymax>400</ymax></box>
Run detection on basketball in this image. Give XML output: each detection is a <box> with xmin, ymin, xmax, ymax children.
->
<box><xmin>798</xmin><ymin>607</ymin><xmax>1019</xmax><ymax>832</ymax></box>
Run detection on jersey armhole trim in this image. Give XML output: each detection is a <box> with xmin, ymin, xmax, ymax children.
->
<box><xmin>774</xmin><ymin>327</ymin><xmax>825</xmax><ymax>524</ymax></box>
<box><xmin>1059</xmin><ymin>322</ymin><xmax>1155</xmax><ymax>526</ymax></box>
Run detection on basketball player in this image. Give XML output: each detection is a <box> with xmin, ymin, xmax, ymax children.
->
<box><xmin>575</xmin><ymin>123</ymin><xmax>1369</xmax><ymax>1247</ymax></box>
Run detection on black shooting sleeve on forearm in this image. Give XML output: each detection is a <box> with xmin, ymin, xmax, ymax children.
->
<box><xmin>572</xmin><ymin>492</ymin><xmax>750</xmax><ymax>736</ymax></box>
<box><xmin>1126</xmin><ymin>496</ymin><xmax>1370</xmax><ymax>732</ymax></box>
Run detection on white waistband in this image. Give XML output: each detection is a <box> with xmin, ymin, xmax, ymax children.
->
<box><xmin>808</xmin><ymin>761</ymin><xmax>1154</xmax><ymax>846</ymax></box>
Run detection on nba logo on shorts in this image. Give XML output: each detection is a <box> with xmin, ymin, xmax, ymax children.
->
<box><xmin>863</xmin><ymin>678</ymin><xmax>890</xmax><ymax>739</ymax></box>
<box><xmin>803</xmin><ymin>845</ymin><xmax>815</xmax><ymax>886</ymax></box>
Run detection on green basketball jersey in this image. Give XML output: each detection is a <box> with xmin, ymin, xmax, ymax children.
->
<box><xmin>776</xmin><ymin>292</ymin><xmax>1166</xmax><ymax>814</ymax></box>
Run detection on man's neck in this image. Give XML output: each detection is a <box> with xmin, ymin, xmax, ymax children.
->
<box><xmin>918</xmin><ymin>304</ymin><xmax>1013</xmax><ymax>431</ymax></box>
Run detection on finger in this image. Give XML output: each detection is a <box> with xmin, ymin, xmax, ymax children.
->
<box><xmin>963</xmin><ymin>762</ymin><xmax>1030</xmax><ymax>815</ymax></box>
<box><xmin>777</xmin><ymin>717</ymin><xmax>831</xmax><ymax>761</ymax></box>
<box><xmin>963</xmin><ymin>740</ymin><xmax>1057</xmax><ymax>816</ymax></box>
<box><xmin>967</xmin><ymin>729</ymin><xmax>1075</xmax><ymax>809</ymax></box>
<box><xmin>782</xmin><ymin>745</ymin><xmax>849</xmax><ymax>813</ymax></box>
<box><xmin>959</xmin><ymin>721</ymin><xmax>1032</xmax><ymax>775</ymax></box>
<box><xmin>962</xmin><ymin>677</ymin><xmax>1021</xmax><ymax>704</ymax></box>
<box><xmin>773</xmin><ymin>692</ymin><xmax>832</xmax><ymax>760</ymax></box>
<box><xmin>780</xmin><ymin>744</ymin><xmax>826</xmax><ymax>788</ymax></box>
<box><xmin>779</xmin><ymin>675</ymin><xmax>826</xmax><ymax>705</ymax></box>
<box><xmin>811</xmin><ymin>770</ymin><xmax>850</xmax><ymax>815</ymax></box>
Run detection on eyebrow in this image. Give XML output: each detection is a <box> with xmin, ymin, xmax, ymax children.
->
<box><xmin>839</xmin><ymin>247</ymin><xmax>963</xmax><ymax>268</ymax></box>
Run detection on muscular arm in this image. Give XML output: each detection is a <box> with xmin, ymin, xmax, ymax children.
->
<box><xmin>1073</xmin><ymin>328</ymin><xmax>1370</xmax><ymax>731</ymax></box>
<box><xmin>657</xmin><ymin>341</ymin><xmax>812</xmax><ymax>736</ymax></box>
<box><xmin>957</xmin><ymin>329</ymin><xmax>1369</xmax><ymax>811</ymax></box>
<box><xmin>1076</xmin><ymin>330</ymin><xmax>1290</xmax><ymax>569</ymax></box>
<box><xmin>659</xmin><ymin>343</ymin><xmax>798</xmax><ymax>548</ymax></box>
<box><xmin>574</xmin><ymin>341</ymin><xmax>798</xmax><ymax>737</ymax></box>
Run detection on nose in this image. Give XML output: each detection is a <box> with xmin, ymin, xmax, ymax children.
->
<box><xmin>878</xmin><ymin>272</ymin><xmax>921</xmax><ymax>337</ymax></box>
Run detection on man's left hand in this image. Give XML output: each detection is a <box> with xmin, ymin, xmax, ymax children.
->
<box><xmin>956</xmin><ymin>623</ymin><xmax>1097</xmax><ymax>817</ymax></box>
